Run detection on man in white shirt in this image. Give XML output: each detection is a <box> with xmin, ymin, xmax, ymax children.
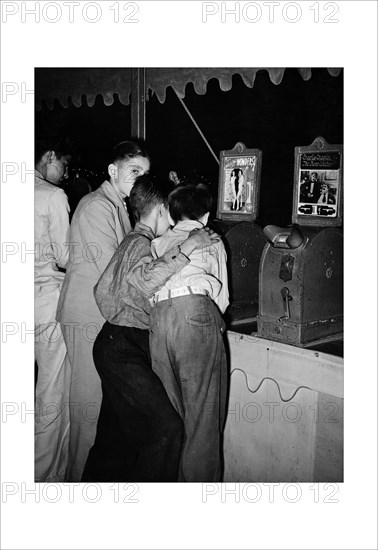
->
<box><xmin>34</xmin><ymin>137</ymin><xmax>71</xmax><ymax>481</ymax></box>
<box><xmin>149</xmin><ymin>183</ymin><xmax>229</xmax><ymax>482</ymax></box>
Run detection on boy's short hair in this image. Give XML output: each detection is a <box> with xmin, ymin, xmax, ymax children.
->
<box><xmin>168</xmin><ymin>183</ymin><xmax>212</xmax><ymax>224</ymax></box>
<box><xmin>130</xmin><ymin>175</ymin><xmax>174</xmax><ymax>221</ymax></box>
<box><xmin>35</xmin><ymin>135</ymin><xmax>73</xmax><ymax>165</ymax></box>
<box><xmin>110</xmin><ymin>140</ymin><xmax>150</xmax><ymax>164</ymax></box>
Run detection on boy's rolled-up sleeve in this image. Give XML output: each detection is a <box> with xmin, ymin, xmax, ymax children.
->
<box><xmin>127</xmin><ymin>245</ymin><xmax>190</xmax><ymax>298</ymax></box>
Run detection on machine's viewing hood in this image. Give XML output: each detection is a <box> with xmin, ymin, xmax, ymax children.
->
<box><xmin>263</xmin><ymin>225</ymin><xmax>305</xmax><ymax>249</ymax></box>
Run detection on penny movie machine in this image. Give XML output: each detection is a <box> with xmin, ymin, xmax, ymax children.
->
<box><xmin>215</xmin><ymin>142</ymin><xmax>266</xmax><ymax>327</ymax></box>
<box><xmin>257</xmin><ymin>137</ymin><xmax>343</xmax><ymax>346</ymax></box>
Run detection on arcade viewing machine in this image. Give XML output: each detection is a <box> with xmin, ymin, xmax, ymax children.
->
<box><xmin>218</xmin><ymin>137</ymin><xmax>343</xmax><ymax>483</ymax></box>
<box><xmin>214</xmin><ymin>142</ymin><xmax>266</xmax><ymax>328</ymax></box>
<box><xmin>257</xmin><ymin>136</ymin><xmax>343</xmax><ymax>350</ymax></box>
<box><xmin>213</xmin><ymin>137</ymin><xmax>343</xmax><ymax>351</ymax></box>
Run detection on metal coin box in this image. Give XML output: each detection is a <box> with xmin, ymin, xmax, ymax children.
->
<box><xmin>257</xmin><ymin>225</ymin><xmax>343</xmax><ymax>346</ymax></box>
<box><xmin>210</xmin><ymin>220</ymin><xmax>266</xmax><ymax>326</ymax></box>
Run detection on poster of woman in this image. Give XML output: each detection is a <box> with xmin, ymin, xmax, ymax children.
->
<box><xmin>218</xmin><ymin>142</ymin><xmax>262</xmax><ymax>221</ymax></box>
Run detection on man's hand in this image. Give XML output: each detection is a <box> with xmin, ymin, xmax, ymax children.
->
<box><xmin>180</xmin><ymin>227</ymin><xmax>220</xmax><ymax>257</ymax></box>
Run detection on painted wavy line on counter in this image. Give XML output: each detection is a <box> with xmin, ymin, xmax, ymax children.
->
<box><xmin>230</xmin><ymin>368</ymin><xmax>314</xmax><ymax>403</ymax></box>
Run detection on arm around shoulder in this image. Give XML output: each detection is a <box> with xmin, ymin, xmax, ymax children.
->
<box><xmin>127</xmin><ymin>244</ymin><xmax>190</xmax><ymax>298</ymax></box>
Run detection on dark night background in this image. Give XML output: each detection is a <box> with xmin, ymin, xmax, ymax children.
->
<box><xmin>35</xmin><ymin>68</ymin><xmax>343</xmax><ymax>228</ymax></box>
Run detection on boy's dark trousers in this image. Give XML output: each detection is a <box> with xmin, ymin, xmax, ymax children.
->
<box><xmin>82</xmin><ymin>322</ymin><xmax>183</xmax><ymax>482</ymax></box>
<box><xmin>149</xmin><ymin>294</ymin><xmax>228</xmax><ymax>482</ymax></box>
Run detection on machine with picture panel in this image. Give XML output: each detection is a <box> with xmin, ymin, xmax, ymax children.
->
<box><xmin>212</xmin><ymin>142</ymin><xmax>266</xmax><ymax>329</ymax></box>
<box><xmin>257</xmin><ymin>137</ymin><xmax>343</xmax><ymax>347</ymax></box>
<box><xmin>216</xmin><ymin>141</ymin><xmax>262</xmax><ymax>222</ymax></box>
<box><xmin>292</xmin><ymin>136</ymin><xmax>343</xmax><ymax>227</ymax></box>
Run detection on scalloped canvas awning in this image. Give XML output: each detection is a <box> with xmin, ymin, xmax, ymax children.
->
<box><xmin>35</xmin><ymin>67</ymin><xmax>342</xmax><ymax>110</ymax></box>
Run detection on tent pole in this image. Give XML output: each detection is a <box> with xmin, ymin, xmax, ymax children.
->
<box><xmin>131</xmin><ymin>68</ymin><xmax>146</xmax><ymax>141</ymax></box>
<box><xmin>175</xmin><ymin>91</ymin><xmax>219</xmax><ymax>165</ymax></box>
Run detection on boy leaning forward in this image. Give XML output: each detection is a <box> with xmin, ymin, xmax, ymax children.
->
<box><xmin>149</xmin><ymin>183</ymin><xmax>229</xmax><ymax>482</ymax></box>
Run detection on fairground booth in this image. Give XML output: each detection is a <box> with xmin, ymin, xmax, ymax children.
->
<box><xmin>36</xmin><ymin>67</ymin><xmax>343</xmax><ymax>482</ymax></box>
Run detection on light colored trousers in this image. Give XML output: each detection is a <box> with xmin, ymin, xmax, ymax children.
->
<box><xmin>35</xmin><ymin>284</ymin><xmax>70</xmax><ymax>482</ymax></box>
<box><xmin>61</xmin><ymin>322</ymin><xmax>103</xmax><ymax>481</ymax></box>
<box><xmin>150</xmin><ymin>294</ymin><xmax>228</xmax><ymax>482</ymax></box>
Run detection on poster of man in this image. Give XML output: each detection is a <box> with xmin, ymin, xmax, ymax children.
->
<box><xmin>298</xmin><ymin>169</ymin><xmax>338</xmax><ymax>216</ymax></box>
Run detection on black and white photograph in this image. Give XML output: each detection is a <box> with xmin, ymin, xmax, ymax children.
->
<box><xmin>34</xmin><ymin>67</ymin><xmax>344</xmax><ymax>486</ymax></box>
<box><xmin>1</xmin><ymin>2</ymin><xmax>377</xmax><ymax>550</ymax></box>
